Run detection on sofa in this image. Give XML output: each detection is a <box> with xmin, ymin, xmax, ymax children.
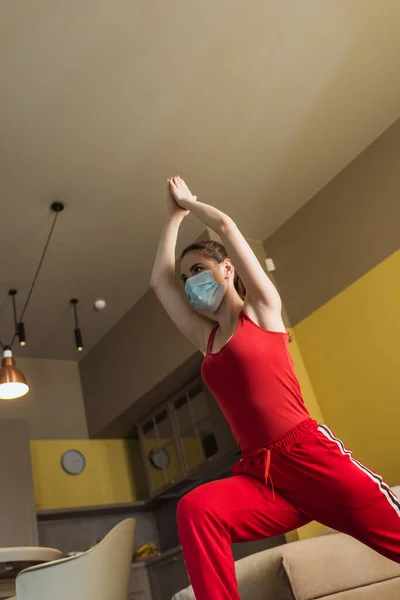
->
<box><xmin>172</xmin><ymin>486</ymin><xmax>400</xmax><ymax>600</ymax></box>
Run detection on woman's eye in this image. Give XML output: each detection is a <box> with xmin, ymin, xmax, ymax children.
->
<box><xmin>194</xmin><ymin>267</ymin><xmax>203</xmax><ymax>274</ymax></box>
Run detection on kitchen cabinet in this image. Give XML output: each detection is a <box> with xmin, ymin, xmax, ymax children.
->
<box><xmin>129</xmin><ymin>561</ymin><xmax>152</xmax><ymax>600</ymax></box>
<box><xmin>140</xmin><ymin>404</ymin><xmax>184</xmax><ymax>495</ymax></box>
<box><xmin>138</xmin><ymin>376</ymin><xmax>234</xmax><ymax>497</ymax></box>
<box><xmin>147</xmin><ymin>548</ymin><xmax>189</xmax><ymax>600</ymax></box>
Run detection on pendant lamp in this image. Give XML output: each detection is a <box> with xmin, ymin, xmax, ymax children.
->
<box><xmin>0</xmin><ymin>201</ymin><xmax>64</xmax><ymax>400</ymax></box>
<box><xmin>0</xmin><ymin>346</ymin><xmax>29</xmax><ymax>400</ymax></box>
<box><xmin>70</xmin><ymin>299</ymin><xmax>84</xmax><ymax>352</ymax></box>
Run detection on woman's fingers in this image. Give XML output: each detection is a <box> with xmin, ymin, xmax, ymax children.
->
<box><xmin>169</xmin><ymin>175</ymin><xmax>184</xmax><ymax>188</ymax></box>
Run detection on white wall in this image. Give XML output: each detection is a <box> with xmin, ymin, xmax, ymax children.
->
<box><xmin>0</xmin><ymin>358</ymin><xmax>88</xmax><ymax>439</ymax></box>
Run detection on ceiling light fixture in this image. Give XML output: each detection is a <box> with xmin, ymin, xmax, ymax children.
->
<box><xmin>0</xmin><ymin>201</ymin><xmax>64</xmax><ymax>400</ymax></box>
<box><xmin>94</xmin><ymin>298</ymin><xmax>106</xmax><ymax>311</ymax></box>
<box><xmin>0</xmin><ymin>346</ymin><xmax>29</xmax><ymax>400</ymax></box>
<box><xmin>70</xmin><ymin>299</ymin><xmax>84</xmax><ymax>352</ymax></box>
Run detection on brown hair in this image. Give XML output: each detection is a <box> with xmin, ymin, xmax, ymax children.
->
<box><xmin>180</xmin><ymin>240</ymin><xmax>246</xmax><ymax>300</ymax></box>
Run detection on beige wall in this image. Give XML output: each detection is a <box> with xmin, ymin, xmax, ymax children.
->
<box><xmin>80</xmin><ymin>286</ymin><xmax>201</xmax><ymax>437</ymax></box>
<box><xmin>79</xmin><ymin>231</ymin><xmax>215</xmax><ymax>438</ymax></box>
<box><xmin>0</xmin><ymin>358</ymin><xmax>88</xmax><ymax>439</ymax></box>
<box><xmin>0</xmin><ymin>419</ymin><xmax>38</xmax><ymax>546</ymax></box>
<box><xmin>265</xmin><ymin>117</ymin><xmax>400</xmax><ymax>326</ymax></box>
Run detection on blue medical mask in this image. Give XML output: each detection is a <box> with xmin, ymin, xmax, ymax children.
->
<box><xmin>185</xmin><ymin>264</ymin><xmax>225</xmax><ymax>312</ymax></box>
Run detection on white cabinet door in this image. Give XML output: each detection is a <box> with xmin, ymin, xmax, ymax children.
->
<box><xmin>148</xmin><ymin>552</ymin><xmax>190</xmax><ymax>600</ymax></box>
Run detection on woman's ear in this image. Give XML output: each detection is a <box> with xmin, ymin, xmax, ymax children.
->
<box><xmin>223</xmin><ymin>258</ymin><xmax>235</xmax><ymax>279</ymax></box>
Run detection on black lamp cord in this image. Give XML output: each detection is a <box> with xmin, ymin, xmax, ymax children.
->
<box><xmin>11</xmin><ymin>294</ymin><xmax>18</xmax><ymax>329</ymax></box>
<box><xmin>3</xmin><ymin>209</ymin><xmax>61</xmax><ymax>350</ymax></box>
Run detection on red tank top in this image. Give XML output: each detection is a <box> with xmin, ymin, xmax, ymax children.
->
<box><xmin>201</xmin><ymin>310</ymin><xmax>310</xmax><ymax>451</ymax></box>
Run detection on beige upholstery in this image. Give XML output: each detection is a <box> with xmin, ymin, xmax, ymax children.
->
<box><xmin>391</xmin><ymin>485</ymin><xmax>400</xmax><ymax>497</ymax></box>
<box><xmin>283</xmin><ymin>533</ymin><xmax>400</xmax><ymax>600</ymax></box>
<box><xmin>322</xmin><ymin>579</ymin><xmax>400</xmax><ymax>599</ymax></box>
<box><xmin>13</xmin><ymin>519</ymin><xmax>135</xmax><ymax>600</ymax></box>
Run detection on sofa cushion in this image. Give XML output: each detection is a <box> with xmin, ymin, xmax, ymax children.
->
<box><xmin>323</xmin><ymin>578</ymin><xmax>400</xmax><ymax>600</ymax></box>
<box><xmin>282</xmin><ymin>533</ymin><xmax>400</xmax><ymax>600</ymax></box>
<box><xmin>391</xmin><ymin>485</ymin><xmax>400</xmax><ymax>499</ymax></box>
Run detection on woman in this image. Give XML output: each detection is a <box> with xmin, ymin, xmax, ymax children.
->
<box><xmin>151</xmin><ymin>176</ymin><xmax>400</xmax><ymax>600</ymax></box>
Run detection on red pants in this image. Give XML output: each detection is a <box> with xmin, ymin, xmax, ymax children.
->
<box><xmin>177</xmin><ymin>419</ymin><xmax>400</xmax><ymax>600</ymax></box>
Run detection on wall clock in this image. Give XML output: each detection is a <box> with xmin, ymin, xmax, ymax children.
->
<box><xmin>149</xmin><ymin>447</ymin><xmax>170</xmax><ymax>470</ymax></box>
<box><xmin>61</xmin><ymin>449</ymin><xmax>86</xmax><ymax>475</ymax></box>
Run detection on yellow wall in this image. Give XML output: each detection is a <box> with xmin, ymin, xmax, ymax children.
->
<box><xmin>285</xmin><ymin>329</ymin><xmax>328</xmax><ymax>540</ymax></box>
<box><xmin>294</xmin><ymin>248</ymin><xmax>400</xmax><ymax>486</ymax></box>
<box><xmin>287</xmin><ymin>328</ymin><xmax>324</xmax><ymax>424</ymax></box>
<box><xmin>31</xmin><ymin>439</ymin><xmax>147</xmax><ymax>510</ymax></box>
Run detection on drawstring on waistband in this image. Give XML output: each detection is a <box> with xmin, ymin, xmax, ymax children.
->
<box><xmin>264</xmin><ymin>448</ymin><xmax>271</xmax><ymax>483</ymax></box>
<box><xmin>264</xmin><ymin>449</ymin><xmax>275</xmax><ymax>499</ymax></box>
<box><xmin>232</xmin><ymin>419</ymin><xmax>318</xmax><ymax>499</ymax></box>
<box><xmin>237</xmin><ymin>447</ymin><xmax>275</xmax><ymax>499</ymax></box>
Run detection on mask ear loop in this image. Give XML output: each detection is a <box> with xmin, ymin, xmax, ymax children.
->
<box><xmin>211</xmin><ymin>260</ymin><xmax>231</xmax><ymax>282</ymax></box>
<box><xmin>211</xmin><ymin>262</ymin><xmax>229</xmax><ymax>292</ymax></box>
<box><xmin>211</xmin><ymin>261</ymin><xmax>223</xmax><ymax>273</ymax></box>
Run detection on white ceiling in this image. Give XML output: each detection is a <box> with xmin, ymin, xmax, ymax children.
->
<box><xmin>1</xmin><ymin>0</ymin><xmax>400</xmax><ymax>360</ymax></box>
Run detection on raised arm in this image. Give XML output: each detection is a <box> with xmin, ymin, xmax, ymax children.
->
<box><xmin>150</xmin><ymin>188</ymin><xmax>212</xmax><ymax>354</ymax></box>
<box><xmin>168</xmin><ymin>177</ymin><xmax>282</xmax><ymax>314</ymax></box>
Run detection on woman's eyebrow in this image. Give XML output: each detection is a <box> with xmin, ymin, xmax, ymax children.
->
<box><xmin>181</xmin><ymin>263</ymin><xmax>203</xmax><ymax>282</ymax></box>
<box><xmin>189</xmin><ymin>262</ymin><xmax>202</xmax><ymax>272</ymax></box>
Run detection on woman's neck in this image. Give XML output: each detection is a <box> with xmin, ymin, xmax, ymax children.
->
<box><xmin>213</xmin><ymin>289</ymin><xmax>244</xmax><ymax>332</ymax></box>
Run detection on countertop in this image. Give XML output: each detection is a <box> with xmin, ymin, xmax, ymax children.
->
<box><xmin>132</xmin><ymin>545</ymin><xmax>182</xmax><ymax>567</ymax></box>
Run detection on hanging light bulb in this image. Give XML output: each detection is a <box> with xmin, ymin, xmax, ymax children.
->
<box><xmin>17</xmin><ymin>322</ymin><xmax>26</xmax><ymax>347</ymax></box>
<box><xmin>70</xmin><ymin>299</ymin><xmax>84</xmax><ymax>352</ymax></box>
<box><xmin>74</xmin><ymin>328</ymin><xmax>83</xmax><ymax>352</ymax></box>
<box><xmin>0</xmin><ymin>346</ymin><xmax>29</xmax><ymax>400</ymax></box>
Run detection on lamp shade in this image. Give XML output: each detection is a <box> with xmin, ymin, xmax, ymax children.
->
<box><xmin>0</xmin><ymin>348</ymin><xmax>29</xmax><ymax>400</ymax></box>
